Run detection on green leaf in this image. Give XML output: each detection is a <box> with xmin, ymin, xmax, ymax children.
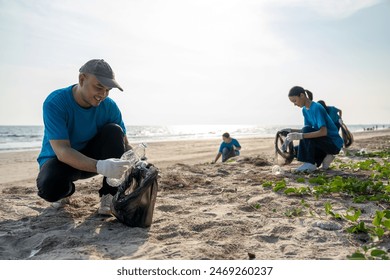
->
<box><xmin>333</xmin><ymin>213</ymin><xmax>343</xmax><ymax>220</ymax></box>
<box><xmin>284</xmin><ymin>188</ymin><xmax>297</xmax><ymax>195</ymax></box>
<box><xmin>273</xmin><ymin>184</ymin><xmax>286</xmax><ymax>192</ymax></box>
<box><xmin>329</xmin><ymin>176</ymin><xmax>344</xmax><ymax>189</ymax></box>
<box><xmin>297</xmin><ymin>187</ymin><xmax>310</xmax><ymax>195</ymax></box>
<box><xmin>373</xmin><ymin>211</ymin><xmax>385</xmax><ymax>227</ymax></box>
<box><xmin>347</xmin><ymin>252</ymin><xmax>366</xmax><ymax>260</ymax></box>
<box><xmin>253</xmin><ymin>203</ymin><xmax>261</xmax><ymax>209</ymax></box>
<box><xmin>296</xmin><ymin>177</ymin><xmax>305</xmax><ymax>183</ymax></box>
<box><xmin>273</xmin><ymin>180</ymin><xmax>286</xmax><ymax>192</ymax></box>
<box><xmin>357</xmin><ymin>221</ymin><xmax>368</xmax><ymax>232</ymax></box>
<box><xmin>382</xmin><ymin>220</ymin><xmax>390</xmax><ymax>230</ymax></box>
<box><xmin>324</xmin><ymin>202</ymin><xmax>332</xmax><ymax>215</ymax></box>
<box><xmin>309</xmin><ymin>176</ymin><xmax>327</xmax><ymax>185</ymax></box>
<box><xmin>344</xmin><ymin>209</ymin><xmax>361</xmax><ymax>222</ymax></box>
<box><xmin>262</xmin><ymin>181</ymin><xmax>273</xmax><ymax>188</ymax></box>
<box><xmin>371</xmin><ymin>249</ymin><xmax>387</xmax><ymax>257</ymax></box>
<box><xmin>347</xmin><ymin>221</ymin><xmax>368</xmax><ymax>234</ymax></box>
<box><xmin>373</xmin><ymin>227</ymin><xmax>385</xmax><ymax>238</ymax></box>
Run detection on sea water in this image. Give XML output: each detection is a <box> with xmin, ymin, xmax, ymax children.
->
<box><xmin>0</xmin><ymin>124</ymin><xmax>389</xmax><ymax>153</ymax></box>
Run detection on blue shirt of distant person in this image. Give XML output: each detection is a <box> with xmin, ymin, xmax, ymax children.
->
<box><xmin>213</xmin><ymin>132</ymin><xmax>241</xmax><ymax>163</ymax></box>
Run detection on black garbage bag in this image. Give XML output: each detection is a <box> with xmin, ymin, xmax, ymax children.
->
<box><xmin>111</xmin><ymin>162</ymin><xmax>158</xmax><ymax>227</ymax></box>
<box><xmin>274</xmin><ymin>128</ymin><xmax>297</xmax><ymax>165</ymax></box>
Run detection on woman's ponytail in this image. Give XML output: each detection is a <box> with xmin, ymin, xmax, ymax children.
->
<box><xmin>305</xmin><ymin>90</ymin><xmax>313</xmax><ymax>101</ymax></box>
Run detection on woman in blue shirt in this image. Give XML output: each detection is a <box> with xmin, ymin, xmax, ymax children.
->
<box><xmin>287</xmin><ymin>86</ymin><xmax>344</xmax><ymax>172</ymax></box>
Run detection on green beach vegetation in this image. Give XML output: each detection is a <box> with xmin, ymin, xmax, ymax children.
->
<box><xmin>262</xmin><ymin>148</ymin><xmax>390</xmax><ymax>259</ymax></box>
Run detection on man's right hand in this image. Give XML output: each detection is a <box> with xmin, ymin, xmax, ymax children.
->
<box><xmin>96</xmin><ymin>159</ymin><xmax>131</xmax><ymax>179</ymax></box>
<box><xmin>286</xmin><ymin>132</ymin><xmax>303</xmax><ymax>142</ymax></box>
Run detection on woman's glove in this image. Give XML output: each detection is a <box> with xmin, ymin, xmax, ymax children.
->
<box><xmin>286</xmin><ymin>132</ymin><xmax>303</xmax><ymax>142</ymax></box>
<box><xmin>96</xmin><ymin>159</ymin><xmax>131</xmax><ymax>179</ymax></box>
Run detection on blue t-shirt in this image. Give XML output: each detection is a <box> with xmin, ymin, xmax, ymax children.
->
<box><xmin>302</xmin><ymin>102</ymin><xmax>343</xmax><ymax>149</ymax></box>
<box><xmin>327</xmin><ymin>106</ymin><xmax>340</xmax><ymax>125</ymax></box>
<box><xmin>37</xmin><ymin>85</ymin><xmax>126</xmax><ymax>167</ymax></box>
<box><xmin>219</xmin><ymin>138</ymin><xmax>241</xmax><ymax>153</ymax></box>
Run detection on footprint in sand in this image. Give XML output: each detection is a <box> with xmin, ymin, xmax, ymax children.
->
<box><xmin>156</xmin><ymin>205</ymin><xmax>181</xmax><ymax>212</ymax></box>
<box><xmin>313</xmin><ymin>221</ymin><xmax>342</xmax><ymax>231</ymax></box>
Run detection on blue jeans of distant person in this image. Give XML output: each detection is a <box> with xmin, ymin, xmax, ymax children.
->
<box><xmin>36</xmin><ymin>123</ymin><xmax>126</xmax><ymax>202</ymax></box>
<box><xmin>296</xmin><ymin>126</ymin><xmax>340</xmax><ymax>167</ymax></box>
<box><xmin>222</xmin><ymin>148</ymin><xmax>239</xmax><ymax>162</ymax></box>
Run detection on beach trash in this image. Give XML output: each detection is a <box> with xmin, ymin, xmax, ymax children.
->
<box><xmin>107</xmin><ymin>149</ymin><xmax>139</xmax><ymax>187</ymax></box>
<box><xmin>134</xmin><ymin>142</ymin><xmax>148</xmax><ymax>160</ymax></box>
<box><xmin>111</xmin><ymin>162</ymin><xmax>158</xmax><ymax>227</ymax></box>
<box><xmin>272</xmin><ymin>165</ymin><xmax>284</xmax><ymax>175</ymax></box>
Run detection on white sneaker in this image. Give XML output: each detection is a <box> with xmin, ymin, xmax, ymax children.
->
<box><xmin>321</xmin><ymin>154</ymin><xmax>335</xmax><ymax>170</ymax></box>
<box><xmin>295</xmin><ymin>162</ymin><xmax>317</xmax><ymax>173</ymax></box>
<box><xmin>51</xmin><ymin>197</ymin><xmax>71</xmax><ymax>209</ymax></box>
<box><xmin>98</xmin><ymin>194</ymin><xmax>113</xmax><ymax>215</ymax></box>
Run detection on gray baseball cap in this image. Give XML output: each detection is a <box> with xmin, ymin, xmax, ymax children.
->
<box><xmin>79</xmin><ymin>59</ymin><xmax>123</xmax><ymax>91</ymax></box>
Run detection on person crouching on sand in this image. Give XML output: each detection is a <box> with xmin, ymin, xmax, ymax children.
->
<box><xmin>212</xmin><ymin>132</ymin><xmax>241</xmax><ymax>163</ymax></box>
<box><xmin>286</xmin><ymin>86</ymin><xmax>344</xmax><ymax>172</ymax></box>
<box><xmin>36</xmin><ymin>59</ymin><xmax>132</xmax><ymax>215</ymax></box>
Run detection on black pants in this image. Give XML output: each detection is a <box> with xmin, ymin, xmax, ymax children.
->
<box><xmin>297</xmin><ymin>126</ymin><xmax>341</xmax><ymax>167</ymax></box>
<box><xmin>221</xmin><ymin>147</ymin><xmax>239</xmax><ymax>162</ymax></box>
<box><xmin>36</xmin><ymin>123</ymin><xmax>126</xmax><ymax>202</ymax></box>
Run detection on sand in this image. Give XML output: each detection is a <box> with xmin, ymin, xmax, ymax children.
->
<box><xmin>0</xmin><ymin>129</ymin><xmax>389</xmax><ymax>260</ymax></box>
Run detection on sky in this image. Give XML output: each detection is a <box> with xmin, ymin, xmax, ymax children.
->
<box><xmin>0</xmin><ymin>0</ymin><xmax>389</xmax><ymax>126</ymax></box>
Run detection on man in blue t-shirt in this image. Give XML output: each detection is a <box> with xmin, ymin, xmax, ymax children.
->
<box><xmin>36</xmin><ymin>59</ymin><xmax>131</xmax><ymax>215</ymax></box>
<box><xmin>213</xmin><ymin>132</ymin><xmax>241</xmax><ymax>163</ymax></box>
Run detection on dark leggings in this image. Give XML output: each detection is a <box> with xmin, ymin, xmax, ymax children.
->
<box><xmin>36</xmin><ymin>123</ymin><xmax>126</xmax><ymax>202</ymax></box>
<box><xmin>297</xmin><ymin>126</ymin><xmax>341</xmax><ymax>167</ymax></box>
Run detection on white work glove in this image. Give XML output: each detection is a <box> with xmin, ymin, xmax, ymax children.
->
<box><xmin>96</xmin><ymin>158</ymin><xmax>131</xmax><ymax>179</ymax></box>
<box><xmin>286</xmin><ymin>132</ymin><xmax>304</xmax><ymax>142</ymax></box>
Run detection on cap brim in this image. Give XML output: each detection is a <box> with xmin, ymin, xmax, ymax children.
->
<box><xmin>95</xmin><ymin>75</ymin><xmax>123</xmax><ymax>92</ymax></box>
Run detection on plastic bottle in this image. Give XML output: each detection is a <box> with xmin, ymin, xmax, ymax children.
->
<box><xmin>133</xmin><ymin>143</ymin><xmax>148</xmax><ymax>160</ymax></box>
<box><xmin>106</xmin><ymin>150</ymin><xmax>139</xmax><ymax>187</ymax></box>
<box><xmin>106</xmin><ymin>143</ymin><xmax>148</xmax><ymax>187</ymax></box>
<box><xmin>272</xmin><ymin>165</ymin><xmax>284</xmax><ymax>175</ymax></box>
